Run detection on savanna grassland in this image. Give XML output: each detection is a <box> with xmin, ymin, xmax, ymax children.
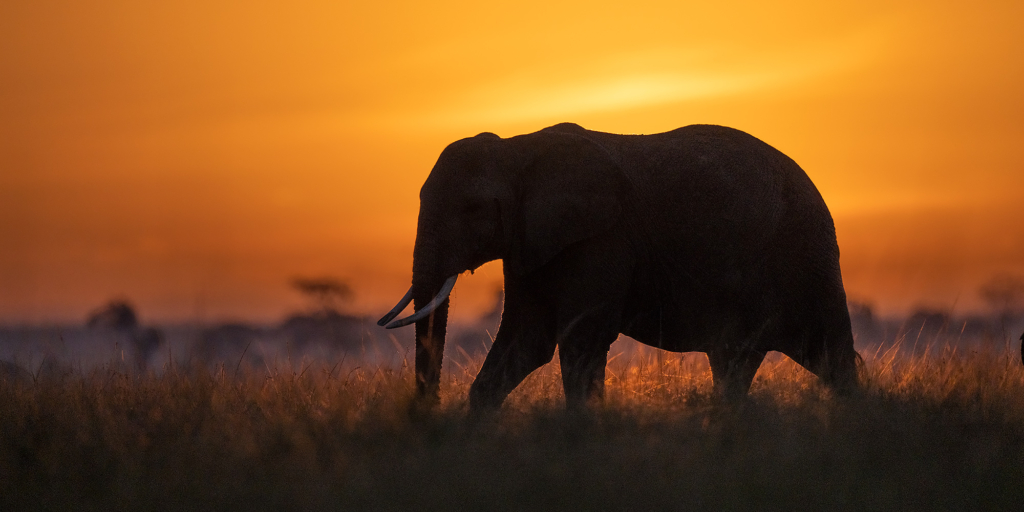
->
<box><xmin>3</xmin><ymin>342</ymin><xmax>1024</xmax><ymax>511</ymax></box>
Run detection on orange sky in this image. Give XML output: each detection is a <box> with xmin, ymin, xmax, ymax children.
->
<box><xmin>2</xmin><ymin>1</ymin><xmax>1023</xmax><ymax>324</ymax></box>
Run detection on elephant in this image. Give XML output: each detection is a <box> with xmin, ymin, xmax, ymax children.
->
<box><xmin>379</xmin><ymin>122</ymin><xmax>860</xmax><ymax>410</ymax></box>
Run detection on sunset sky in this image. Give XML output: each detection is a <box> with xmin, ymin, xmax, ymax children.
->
<box><xmin>2</xmin><ymin>0</ymin><xmax>1022</xmax><ymax>324</ymax></box>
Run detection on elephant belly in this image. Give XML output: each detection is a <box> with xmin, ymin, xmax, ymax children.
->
<box><xmin>619</xmin><ymin>280</ymin><xmax>783</xmax><ymax>354</ymax></box>
<box><xmin>619</xmin><ymin>300</ymin><xmax>713</xmax><ymax>353</ymax></box>
<box><xmin>621</xmin><ymin>315</ymin><xmax>722</xmax><ymax>353</ymax></box>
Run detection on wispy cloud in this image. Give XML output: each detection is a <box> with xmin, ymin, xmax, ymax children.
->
<box><xmin>399</xmin><ymin>23</ymin><xmax>889</xmax><ymax>129</ymax></box>
<box><xmin>440</xmin><ymin>72</ymin><xmax>768</xmax><ymax>126</ymax></box>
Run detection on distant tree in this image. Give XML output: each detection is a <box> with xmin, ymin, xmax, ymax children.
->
<box><xmin>86</xmin><ymin>300</ymin><xmax>139</xmax><ymax>330</ymax></box>
<box><xmin>291</xmin><ymin>277</ymin><xmax>354</xmax><ymax>316</ymax></box>
<box><xmin>906</xmin><ymin>307</ymin><xmax>950</xmax><ymax>333</ymax></box>
<box><xmin>847</xmin><ymin>301</ymin><xmax>875</xmax><ymax>324</ymax></box>
<box><xmin>86</xmin><ymin>299</ymin><xmax>163</xmax><ymax>371</ymax></box>
<box><xmin>979</xmin><ymin>273</ymin><xmax>1024</xmax><ymax>342</ymax></box>
<box><xmin>979</xmin><ymin>274</ymin><xmax>1024</xmax><ymax>313</ymax></box>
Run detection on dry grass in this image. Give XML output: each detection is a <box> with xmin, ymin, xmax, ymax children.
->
<box><xmin>3</xmin><ymin>346</ymin><xmax>1024</xmax><ymax>511</ymax></box>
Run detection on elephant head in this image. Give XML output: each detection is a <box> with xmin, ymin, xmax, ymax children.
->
<box><xmin>378</xmin><ymin>126</ymin><xmax>627</xmax><ymax>403</ymax></box>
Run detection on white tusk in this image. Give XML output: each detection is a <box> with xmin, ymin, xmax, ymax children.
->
<box><xmin>384</xmin><ymin>275</ymin><xmax>458</xmax><ymax>329</ymax></box>
<box><xmin>377</xmin><ymin>286</ymin><xmax>413</xmax><ymax>326</ymax></box>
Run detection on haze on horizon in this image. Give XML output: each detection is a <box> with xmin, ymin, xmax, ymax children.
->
<box><xmin>2</xmin><ymin>0</ymin><xmax>1023</xmax><ymax>324</ymax></box>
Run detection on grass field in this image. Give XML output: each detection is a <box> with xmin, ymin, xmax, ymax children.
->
<box><xmin>3</xmin><ymin>341</ymin><xmax>1024</xmax><ymax>511</ymax></box>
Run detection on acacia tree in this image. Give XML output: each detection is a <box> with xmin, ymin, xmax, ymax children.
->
<box><xmin>291</xmin><ymin>277</ymin><xmax>354</xmax><ymax>316</ymax></box>
<box><xmin>85</xmin><ymin>299</ymin><xmax>162</xmax><ymax>371</ymax></box>
<box><xmin>978</xmin><ymin>273</ymin><xmax>1024</xmax><ymax>341</ymax></box>
<box><xmin>86</xmin><ymin>300</ymin><xmax>139</xmax><ymax>330</ymax></box>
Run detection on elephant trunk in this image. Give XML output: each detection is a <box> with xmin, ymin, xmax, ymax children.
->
<box><xmin>412</xmin><ymin>272</ymin><xmax>451</xmax><ymax>402</ymax></box>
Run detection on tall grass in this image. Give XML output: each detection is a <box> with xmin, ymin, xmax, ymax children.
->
<box><xmin>3</xmin><ymin>345</ymin><xmax>1024</xmax><ymax>511</ymax></box>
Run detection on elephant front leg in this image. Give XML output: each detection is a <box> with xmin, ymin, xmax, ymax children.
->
<box><xmin>468</xmin><ymin>295</ymin><xmax>557</xmax><ymax>411</ymax></box>
<box><xmin>469</xmin><ymin>333</ymin><xmax>557</xmax><ymax>411</ymax></box>
<box><xmin>707</xmin><ymin>345</ymin><xmax>766</xmax><ymax>402</ymax></box>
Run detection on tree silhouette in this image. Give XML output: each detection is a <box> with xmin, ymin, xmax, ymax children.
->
<box><xmin>978</xmin><ymin>273</ymin><xmax>1024</xmax><ymax>343</ymax></box>
<box><xmin>979</xmin><ymin>274</ymin><xmax>1024</xmax><ymax>312</ymax></box>
<box><xmin>85</xmin><ymin>299</ymin><xmax>162</xmax><ymax>371</ymax></box>
<box><xmin>86</xmin><ymin>300</ymin><xmax>139</xmax><ymax>330</ymax></box>
<box><xmin>291</xmin><ymin>277</ymin><xmax>354</xmax><ymax>316</ymax></box>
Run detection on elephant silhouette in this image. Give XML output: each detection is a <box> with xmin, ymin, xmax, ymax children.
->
<box><xmin>380</xmin><ymin>123</ymin><xmax>860</xmax><ymax>409</ymax></box>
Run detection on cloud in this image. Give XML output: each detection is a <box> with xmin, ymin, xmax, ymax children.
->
<box><xmin>437</xmin><ymin>72</ymin><xmax>767</xmax><ymax>126</ymax></box>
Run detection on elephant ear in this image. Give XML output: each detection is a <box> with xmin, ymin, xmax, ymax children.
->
<box><xmin>505</xmin><ymin>133</ymin><xmax>628</xmax><ymax>276</ymax></box>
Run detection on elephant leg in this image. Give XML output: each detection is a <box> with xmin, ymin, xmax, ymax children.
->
<box><xmin>795</xmin><ymin>339</ymin><xmax>859</xmax><ymax>396</ymax></box>
<box><xmin>540</xmin><ymin>237</ymin><xmax>631</xmax><ymax>408</ymax></box>
<box><xmin>558</xmin><ymin>329</ymin><xmax>617</xmax><ymax>408</ymax></box>
<box><xmin>468</xmin><ymin>288</ymin><xmax>557</xmax><ymax>411</ymax></box>
<box><xmin>469</xmin><ymin>330</ymin><xmax>556</xmax><ymax>410</ymax></box>
<box><xmin>707</xmin><ymin>345</ymin><xmax>766</xmax><ymax>401</ymax></box>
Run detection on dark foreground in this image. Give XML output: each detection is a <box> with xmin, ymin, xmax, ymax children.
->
<box><xmin>2</xmin><ymin>350</ymin><xmax>1023</xmax><ymax>511</ymax></box>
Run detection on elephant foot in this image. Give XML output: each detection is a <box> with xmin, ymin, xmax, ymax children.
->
<box><xmin>711</xmin><ymin>381</ymin><xmax>755</xmax><ymax>404</ymax></box>
<box><xmin>707</xmin><ymin>348</ymin><xmax>765</xmax><ymax>403</ymax></box>
<box><xmin>823</xmin><ymin>367</ymin><xmax>861</xmax><ymax>398</ymax></box>
<box><xmin>812</xmin><ymin>349</ymin><xmax>862</xmax><ymax>398</ymax></box>
<box><xmin>564</xmin><ymin>388</ymin><xmax>605</xmax><ymax>411</ymax></box>
<box><xmin>468</xmin><ymin>382</ymin><xmax>511</xmax><ymax>413</ymax></box>
<box><xmin>406</xmin><ymin>392</ymin><xmax>441</xmax><ymax>421</ymax></box>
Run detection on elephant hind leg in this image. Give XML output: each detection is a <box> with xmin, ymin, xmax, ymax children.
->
<box><xmin>558</xmin><ymin>331</ymin><xmax>617</xmax><ymax>409</ymax></box>
<box><xmin>808</xmin><ymin>344</ymin><xmax>860</xmax><ymax>396</ymax></box>
<box><xmin>707</xmin><ymin>346</ymin><xmax>766</xmax><ymax>402</ymax></box>
<box><xmin>784</xmin><ymin>333</ymin><xmax>860</xmax><ymax>396</ymax></box>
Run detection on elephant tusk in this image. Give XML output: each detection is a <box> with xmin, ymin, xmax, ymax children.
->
<box><xmin>377</xmin><ymin>286</ymin><xmax>414</xmax><ymax>326</ymax></box>
<box><xmin>384</xmin><ymin>275</ymin><xmax>458</xmax><ymax>329</ymax></box>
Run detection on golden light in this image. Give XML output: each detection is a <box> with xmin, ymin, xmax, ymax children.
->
<box><xmin>1</xmin><ymin>0</ymin><xmax>1022</xmax><ymax>323</ymax></box>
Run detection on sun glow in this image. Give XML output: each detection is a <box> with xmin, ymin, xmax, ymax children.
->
<box><xmin>1</xmin><ymin>1</ymin><xmax>1023</xmax><ymax>322</ymax></box>
<box><xmin>397</xmin><ymin>25</ymin><xmax>889</xmax><ymax>130</ymax></box>
<box><xmin>426</xmin><ymin>73</ymin><xmax>762</xmax><ymax>127</ymax></box>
